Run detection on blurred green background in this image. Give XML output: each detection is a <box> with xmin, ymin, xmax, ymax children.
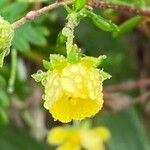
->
<box><xmin>0</xmin><ymin>0</ymin><xmax>150</xmax><ymax>149</ymax></box>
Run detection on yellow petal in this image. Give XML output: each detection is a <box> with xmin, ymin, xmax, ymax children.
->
<box><xmin>92</xmin><ymin>127</ymin><xmax>111</xmax><ymax>141</ymax></box>
<box><xmin>47</xmin><ymin>127</ymin><xmax>68</xmax><ymax>145</ymax></box>
<box><xmin>44</xmin><ymin>63</ymin><xmax>104</xmax><ymax>123</ymax></box>
<box><xmin>80</xmin><ymin>130</ymin><xmax>105</xmax><ymax>150</ymax></box>
<box><xmin>57</xmin><ymin>142</ymin><xmax>81</xmax><ymax>150</ymax></box>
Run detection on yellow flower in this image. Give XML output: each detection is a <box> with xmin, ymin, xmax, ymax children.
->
<box><xmin>32</xmin><ymin>54</ymin><xmax>111</xmax><ymax>123</ymax></box>
<box><xmin>44</xmin><ymin>62</ymin><xmax>103</xmax><ymax>123</ymax></box>
<box><xmin>47</xmin><ymin>125</ymin><xmax>110</xmax><ymax>150</ymax></box>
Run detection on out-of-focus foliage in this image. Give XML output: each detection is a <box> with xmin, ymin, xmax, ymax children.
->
<box><xmin>0</xmin><ymin>0</ymin><xmax>150</xmax><ymax>150</ymax></box>
<box><xmin>94</xmin><ymin>108</ymin><xmax>150</xmax><ymax>150</ymax></box>
<box><xmin>0</xmin><ymin>125</ymin><xmax>49</xmax><ymax>150</ymax></box>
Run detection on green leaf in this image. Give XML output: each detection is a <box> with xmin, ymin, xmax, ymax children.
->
<box><xmin>0</xmin><ymin>90</ymin><xmax>9</xmax><ymax>108</ymax></box>
<box><xmin>0</xmin><ymin>108</ymin><xmax>8</xmax><ymax>125</ymax></box>
<box><xmin>86</xmin><ymin>10</ymin><xmax>119</xmax><ymax>32</ymax></box>
<box><xmin>94</xmin><ymin>108</ymin><xmax>150</xmax><ymax>150</ymax></box>
<box><xmin>74</xmin><ymin>0</ymin><xmax>87</xmax><ymax>11</ymax></box>
<box><xmin>56</xmin><ymin>31</ymin><xmax>67</xmax><ymax>47</ymax></box>
<box><xmin>64</xmin><ymin>3</ymin><xmax>72</xmax><ymax>13</ymax></box>
<box><xmin>67</xmin><ymin>44</ymin><xmax>81</xmax><ymax>63</ymax></box>
<box><xmin>113</xmin><ymin>16</ymin><xmax>144</xmax><ymax>37</ymax></box>
<box><xmin>12</xmin><ymin>23</ymin><xmax>49</xmax><ymax>51</ymax></box>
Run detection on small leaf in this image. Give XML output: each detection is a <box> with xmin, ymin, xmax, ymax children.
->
<box><xmin>56</xmin><ymin>31</ymin><xmax>67</xmax><ymax>48</ymax></box>
<box><xmin>67</xmin><ymin>44</ymin><xmax>81</xmax><ymax>63</ymax></box>
<box><xmin>64</xmin><ymin>3</ymin><xmax>72</xmax><ymax>13</ymax></box>
<box><xmin>74</xmin><ymin>0</ymin><xmax>87</xmax><ymax>11</ymax></box>
<box><xmin>113</xmin><ymin>16</ymin><xmax>144</xmax><ymax>37</ymax></box>
<box><xmin>86</xmin><ymin>10</ymin><xmax>119</xmax><ymax>32</ymax></box>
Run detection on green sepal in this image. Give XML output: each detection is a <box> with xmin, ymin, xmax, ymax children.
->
<box><xmin>100</xmin><ymin>70</ymin><xmax>112</xmax><ymax>81</ymax></box>
<box><xmin>74</xmin><ymin>0</ymin><xmax>87</xmax><ymax>11</ymax></box>
<box><xmin>67</xmin><ymin>44</ymin><xmax>81</xmax><ymax>63</ymax></box>
<box><xmin>0</xmin><ymin>50</ymin><xmax>7</xmax><ymax>68</ymax></box>
<box><xmin>0</xmin><ymin>90</ymin><xmax>9</xmax><ymax>109</ymax></box>
<box><xmin>31</xmin><ymin>71</ymin><xmax>47</xmax><ymax>83</ymax></box>
<box><xmin>113</xmin><ymin>16</ymin><xmax>144</xmax><ymax>37</ymax></box>
<box><xmin>86</xmin><ymin>10</ymin><xmax>119</xmax><ymax>32</ymax></box>
<box><xmin>50</xmin><ymin>54</ymin><xmax>67</xmax><ymax>70</ymax></box>
<box><xmin>81</xmin><ymin>55</ymin><xmax>106</xmax><ymax>67</ymax></box>
<box><xmin>95</xmin><ymin>55</ymin><xmax>107</xmax><ymax>67</ymax></box>
<box><xmin>43</xmin><ymin>60</ymin><xmax>52</xmax><ymax>70</ymax></box>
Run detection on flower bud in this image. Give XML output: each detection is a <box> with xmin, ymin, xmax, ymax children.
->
<box><xmin>0</xmin><ymin>17</ymin><xmax>14</xmax><ymax>53</ymax></box>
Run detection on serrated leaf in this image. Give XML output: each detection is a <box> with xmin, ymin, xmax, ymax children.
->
<box><xmin>74</xmin><ymin>0</ymin><xmax>87</xmax><ymax>11</ymax></box>
<box><xmin>12</xmin><ymin>23</ymin><xmax>48</xmax><ymax>51</ymax></box>
<box><xmin>86</xmin><ymin>10</ymin><xmax>119</xmax><ymax>32</ymax></box>
<box><xmin>113</xmin><ymin>16</ymin><xmax>144</xmax><ymax>37</ymax></box>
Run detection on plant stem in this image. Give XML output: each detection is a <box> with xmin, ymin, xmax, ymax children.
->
<box><xmin>8</xmin><ymin>49</ymin><xmax>17</xmax><ymax>94</ymax></box>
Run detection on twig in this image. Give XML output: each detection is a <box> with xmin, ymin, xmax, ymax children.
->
<box><xmin>12</xmin><ymin>1</ymin><xmax>73</xmax><ymax>29</ymax></box>
<box><xmin>12</xmin><ymin>0</ymin><xmax>150</xmax><ymax>29</ymax></box>
<box><xmin>8</xmin><ymin>49</ymin><xmax>17</xmax><ymax>94</ymax></box>
<box><xmin>89</xmin><ymin>0</ymin><xmax>150</xmax><ymax>17</ymax></box>
<box><xmin>104</xmin><ymin>78</ymin><xmax>150</xmax><ymax>92</ymax></box>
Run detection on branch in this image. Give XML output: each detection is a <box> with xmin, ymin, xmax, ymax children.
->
<box><xmin>104</xmin><ymin>78</ymin><xmax>150</xmax><ymax>92</ymax></box>
<box><xmin>89</xmin><ymin>0</ymin><xmax>150</xmax><ymax>17</ymax></box>
<box><xmin>12</xmin><ymin>0</ymin><xmax>150</xmax><ymax>29</ymax></box>
<box><xmin>12</xmin><ymin>1</ymin><xmax>73</xmax><ymax>29</ymax></box>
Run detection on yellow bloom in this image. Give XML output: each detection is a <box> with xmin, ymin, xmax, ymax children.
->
<box><xmin>47</xmin><ymin>125</ymin><xmax>110</xmax><ymax>150</ymax></box>
<box><xmin>44</xmin><ymin>63</ymin><xmax>103</xmax><ymax>123</ymax></box>
<box><xmin>32</xmin><ymin>54</ymin><xmax>111</xmax><ymax>123</ymax></box>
